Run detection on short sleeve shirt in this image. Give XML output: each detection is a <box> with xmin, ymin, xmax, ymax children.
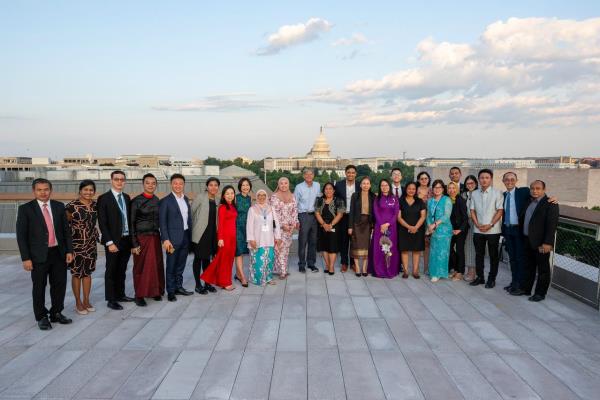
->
<box><xmin>469</xmin><ymin>187</ymin><xmax>504</xmax><ymax>235</ymax></box>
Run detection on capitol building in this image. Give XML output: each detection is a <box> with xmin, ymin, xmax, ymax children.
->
<box><xmin>264</xmin><ymin>127</ymin><xmax>396</xmax><ymax>173</ymax></box>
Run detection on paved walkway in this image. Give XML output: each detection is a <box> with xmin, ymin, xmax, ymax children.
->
<box><xmin>1</xmin><ymin>253</ymin><xmax>600</xmax><ymax>399</ymax></box>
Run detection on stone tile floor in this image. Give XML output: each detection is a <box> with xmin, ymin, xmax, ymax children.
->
<box><xmin>0</xmin><ymin>253</ymin><xmax>600</xmax><ymax>399</ymax></box>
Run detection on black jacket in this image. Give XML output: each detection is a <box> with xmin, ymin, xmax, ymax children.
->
<box><xmin>348</xmin><ymin>191</ymin><xmax>376</xmax><ymax>227</ymax></box>
<box><xmin>97</xmin><ymin>190</ymin><xmax>131</xmax><ymax>246</ymax></box>
<box><xmin>450</xmin><ymin>196</ymin><xmax>469</xmax><ymax>233</ymax></box>
<box><xmin>334</xmin><ymin>179</ymin><xmax>361</xmax><ymax>209</ymax></box>
<box><xmin>16</xmin><ymin>199</ymin><xmax>73</xmax><ymax>263</ymax></box>
<box><xmin>130</xmin><ymin>194</ymin><xmax>160</xmax><ymax>247</ymax></box>
<box><xmin>519</xmin><ymin>195</ymin><xmax>559</xmax><ymax>248</ymax></box>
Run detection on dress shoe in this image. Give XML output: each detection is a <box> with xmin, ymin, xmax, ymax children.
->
<box><xmin>205</xmin><ymin>284</ymin><xmax>217</xmax><ymax>293</ymax></box>
<box><xmin>328</xmin><ymin>271</ymin><xmax>335</xmax><ymax>275</ymax></box>
<box><xmin>38</xmin><ymin>317</ymin><xmax>52</xmax><ymax>330</ymax></box>
<box><xmin>85</xmin><ymin>305</ymin><xmax>96</xmax><ymax>312</ymax></box>
<box><xmin>341</xmin><ymin>264</ymin><xmax>348</xmax><ymax>272</ymax></box>
<box><xmin>528</xmin><ymin>294</ymin><xmax>545</xmax><ymax>302</ymax></box>
<box><xmin>469</xmin><ymin>277</ymin><xmax>485</xmax><ymax>286</ymax></box>
<box><xmin>118</xmin><ymin>296</ymin><xmax>135</xmax><ymax>302</ymax></box>
<box><xmin>234</xmin><ymin>276</ymin><xmax>249</xmax><ymax>287</ymax></box>
<box><xmin>504</xmin><ymin>284</ymin><xmax>513</xmax><ymax>292</ymax></box>
<box><xmin>75</xmin><ymin>307</ymin><xmax>88</xmax><ymax>315</ymax></box>
<box><xmin>135</xmin><ymin>298</ymin><xmax>147</xmax><ymax>307</ymax></box>
<box><xmin>50</xmin><ymin>312</ymin><xmax>72</xmax><ymax>324</ymax></box>
<box><xmin>509</xmin><ymin>288</ymin><xmax>526</xmax><ymax>296</ymax></box>
<box><xmin>485</xmin><ymin>280</ymin><xmax>496</xmax><ymax>289</ymax></box>
<box><xmin>308</xmin><ymin>266</ymin><xmax>319</xmax><ymax>273</ymax></box>
<box><xmin>175</xmin><ymin>288</ymin><xmax>193</xmax><ymax>296</ymax></box>
<box><xmin>299</xmin><ymin>266</ymin><xmax>306</xmax><ymax>273</ymax></box>
<box><xmin>168</xmin><ymin>294</ymin><xmax>177</xmax><ymax>302</ymax></box>
<box><xmin>195</xmin><ymin>286</ymin><xmax>208</xmax><ymax>295</ymax></box>
<box><xmin>107</xmin><ymin>301</ymin><xmax>123</xmax><ymax>310</ymax></box>
<box><xmin>153</xmin><ymin>296</ymin><xmax>163</xmax><ymax>301</ymax></box>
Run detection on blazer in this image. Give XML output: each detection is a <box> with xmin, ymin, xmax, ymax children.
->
<box><xmin>334</xmin><ymin>179</ymin><xmax>361</xmax><ymax>208</ymax></box>
<box><xmin>519</xmin><ymin>195</ymin><xmax>559</xmax><ymax>248</ymax></box>
<box><xmin>191</xmin><ymin>191</ymin><xmax>221</xmax><ymax>244</ymax></box>
<box><xmin>97</xmin><ymin>190</ymin><xmax>131</xmax><ymax>246</ymax></box>
<box><xmin>159</xmin><ymin>193</ymin><xmax>192</xmax><ymax>247</ymax></box>
<box><xmin>450</xmin><ymin>196</ymin><xmax>469</xmax><ymax>233</ymax></box>
<box><xmin>16</xmin><ymin>200</ymin><xmax>73</xmax><ymax>264</ymax></box>
<box><xmin>502</xmin><ymin>187</ymin><xmax>530</xmax><ymax>230</ymax></box>
<box><xmin>348</xmin><ymin>191</ymin><xmax>376</xmax><ymax>227</ymax></box>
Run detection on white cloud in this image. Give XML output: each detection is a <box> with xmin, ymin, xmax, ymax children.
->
<box><xmin>256</xmin><ymin>17</ymin><xmax>333</xmax><ymax>56</ymax></box>
<box><xmin>332</xmin><ymin>33</ymin><xmax>368</xmax><ymax>47</ymax></box>
<box><xmin>154</xmin><ymin>93</ymin><xmax>272</xmax><ymax>112</ymax></box>
<box><xmin>311</xmin><ymin>17</ymin><xmax>600</xmax><ymax>128</ymax></box>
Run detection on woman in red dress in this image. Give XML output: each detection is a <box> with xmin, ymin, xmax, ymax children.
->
<box><xmin>200</xmin><ymin>186</ymin><xmax>237</xmax><ymax>291</ymax></box>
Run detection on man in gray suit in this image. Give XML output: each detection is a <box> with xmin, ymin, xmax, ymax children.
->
<box><xmin>190</xmin><ymin>177</ymin><xmax>221</xmax><ymax>294</ymax></box>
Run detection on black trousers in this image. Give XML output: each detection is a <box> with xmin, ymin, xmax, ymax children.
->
<box><xmin>193</xmin><ymin>246</ymin><xmax>213</xmax><ymax>288</ymax></box>
<box><xmin>298</xmin><ymin>212</ymin><xmax>318</xmax><ymax>268</ymax></box>
<box><xmin>522</xmin><ymin>237</ymin><xmax>551</xmax><ymax>296</ymax></box>
<box><xmin>31</xmin><ymin>247</ymin><xmax>67</xmax><ymax>321</ymax></box>
<box><xmin>338</xmin><ymin>213</ymin><xmax>354</xmax><ymax>266</ymax></box>
<box><xmin>104</xmin><ymin>236</ymin><xmax>132</xmax><ymax>302</ymax></box>
<box><xmin>449</xmin><ymin>232</ymin><xmax>466</xmax><ymax>274</ymax></box>
<box><xmin>503</xmin><ymin>226</ymin><xmax>525</xmax><ymax>290</ymax></box>
<box><xmin>473</xmin><ymin>233</ymin><xmax>500</xmax><ymax>281</ymax></box>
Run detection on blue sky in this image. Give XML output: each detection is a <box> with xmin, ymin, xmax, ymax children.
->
<box><xmin>2</xmin><ymin>1</ymin><xmax>599</xmax><ymax>160</ymax></box>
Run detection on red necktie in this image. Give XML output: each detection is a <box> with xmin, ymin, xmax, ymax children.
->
<box><xmin>43</xmin><ymin>204</ymin><xmax>57</xmax><ymax>247</ymax></box>
<box><xmin>395</xmin><ymin>187</ymin><xmax>399</xmax><ymax>197</ymax></box>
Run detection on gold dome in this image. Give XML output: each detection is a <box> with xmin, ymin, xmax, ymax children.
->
<box><xmin>307</xmin><ymin>127</ymin><xmax>331</xmax><ymax>159</ymax></box>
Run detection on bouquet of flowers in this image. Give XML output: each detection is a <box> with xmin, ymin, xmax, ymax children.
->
<box><xmin>379</xmin><ymin>232</ymin><xmax>393</xmax><ymax>269</ymax></box>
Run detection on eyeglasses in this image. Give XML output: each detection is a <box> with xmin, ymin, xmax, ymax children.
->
<box><xmin>112</xmin><ymin>178</ymin><xmax>126</xmax><ymax>182</ymax></box>
<box><xmin>433</xmin><ymin>186</ymin><xmax>443</xmax><ymax>189</ymax></box>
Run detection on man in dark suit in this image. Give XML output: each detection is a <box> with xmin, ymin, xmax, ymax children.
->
<box><xmin>160</xmin><ymin>173</ymin><xmax>193</xmax><ymax>301</ymax></box>
<box><xmin>334</xmin><ymin>165</ymin><xmax>359</xmax><ymax>273</ymax></box>
<box><xmin>16</xmin><ymin>178</ymin><xmax>73</xmax><ymax>330</ymax></box>
<box><xmin>449</xmin><ymin>167</ymin><xmax>465</xmax><ymax>193</ymax></box>
<box><xmin>501</xmin><ymin>172</ymin><xmax>530</xmax><ymax>295</ymax></box>
<box><xmin>519</xmin><ymin>180</ymin><xmax>559</xmax><ymax>302</ymax></box>
<box><xmin>97</xmin><ymin>170</ymin><xmax>133</xmax><ymax>310</ymax></box>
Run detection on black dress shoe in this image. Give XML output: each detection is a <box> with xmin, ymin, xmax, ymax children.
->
<box><xmin>175</xmin><ymin>288</ymin><xmax>193</xmax><ymax>296</ymax></box>
<box><xmin>362</xmin><ymin>272</ymin><xmax>368</xmax><ymax>277</ymax></box>
<box><xmin>308</xmin><ymin>266</ymin><xmax>319</xmax><ymax>273</ymax></box>
<box><xmin>118</xmin><ymin>296</ymin><xmax>135</xmax><ymax>302</ymax></box>
<box><xmin>355</xmin><ymin>272</ymin><xmax>362</xmax><ymax>277</ymax></box>
<box><xmin>50</xmin><ymin>312</ymin><xmax>73</xmax><ymax>324</ymax></box>
<box><xmin>469</xmin><ymin>277</ymin><xmax>485</xmax><ymax>286</ymax></box>
<box><xmin>509</xmin><ymin>288</ymin><xmax>526</xmax><ymax>296</ymax></box>
<box><xmin>528</xmin><ymin>294</ymin><xmax>545</xmax><ymax>302</ymax></box>
<box><xmin>504</xmin><ymin>285</ymin><xmax>513</xmax><ymax>292</ymax></box>
<box><xmin>135</xmin><ymin>298</ymin><xmax>147</xmax><ymax>307</ymax></box>
<box><xmin>153</xmin><ymin>296</ymin><xmax>163</xmax><ymax>301</ymax></box>
<box><xmin>168</xmin><ymin>294</ymin><xmax>177</xmax><ymax>302</ymax></box>
<box><xmin>195</xmin><ymin>286</ymin><xmax>208</xmax><ymax>295</ymax></box>
<box><xmin>328</xmin><ymin>271</ymin><xmax>334</xmax><ymax>275</ymax></box>
<box><xmin>38</xmin><ymin>317</ymin><xmax>52</xmax><ymax>330</ymax></box>
<box><xmin>299</xmin><ymin>266</ymin><xmax>306</xmax><ymax>273</ymax></box>
<box><xmin>107</xmin><ymin>301</ymin><xmax>123</xmax><ymax>310</ymax></box>
<box><xmin>234</xmin><ymin>276</ymin><xmax>249</xmax><ymax>287</ymax></box>
<box><xmin>485</xmin><ymin>280</ymin><xmax>496</xmax><ymax>289</ymax></box>
<box><xmin>205</xmin><ymin>284</ymin><xmax>216</xmax><ymax>293</ymax></box>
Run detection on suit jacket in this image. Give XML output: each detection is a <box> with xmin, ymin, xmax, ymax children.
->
<box><xmin>16</xmin><ymin>199</ymin><xmax>73</xmax><ymax>263</ymax></box>
<box><xmin>191</xmin><ymin>191</ymin><xmax>221</xmax><ymax>244</ymax></box>
<box><xmin>97</xmin><ymin>190</ymin><xmax>131</xmax><ymax>246</ymax></box>
<box><xmin>159</xmin><ymin>193</ymin><xmax>192</xmax><ymax>247</ymax></box>
<box><xmin>450</xmin><ymin>195</ymin><xmax>469</xmax><ymax>232</ymax></box>
<box><xmin>334</xmin><ymin>180</ymin><xmax>360</xmax><ymax>209</ymax></box>
<box><xmin>519</xmin><ymin>195</ymin><xmax>559</xmax><ymax>248</ymax></box>
<box><xmin>502</xmin><ymin>187</ymin><xmax>530</xmax><ymax>232</ymax></box>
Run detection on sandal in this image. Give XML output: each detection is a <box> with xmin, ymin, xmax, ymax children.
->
<box><xmin>402</xmin><ymin>273</ymin><xmax>409</xmax><ymax>279</ymax></box>
<box><xmin>412</xmin><ymin>273</ymin><xmax>420</xmax><ymax>279</ymax></box>
<box><xmin>223</xmin><ymin>285</ymin><xmax>236</xmax><ymax>291</ymax></box>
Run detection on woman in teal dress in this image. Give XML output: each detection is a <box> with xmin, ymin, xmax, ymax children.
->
<box><xmin>426</xmin><ymin>180</ymin><xmax>453</xmax><ymax>282</ymax></box>
<box><xmin>234</xmin><ymin>178</ymin><xmax>252</xmax><ymax>287</ymax></box>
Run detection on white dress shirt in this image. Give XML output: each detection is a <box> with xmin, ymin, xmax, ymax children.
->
<box><xmin>392</xmin><ymin>184</ymin><xmax>402</xmax><ymax>198</ymax></box>
<box><xmin>173</xmin><ymin>192</ymin><xmax>189</xmax><ymax>230</ymax></box>
<box><xmin>345</xmin><ymin>183</ymin><xmax>356</xmax><ymax>214</ymax></box>
<box><xmin>470</xmin><ymin>186</ymin><xmax>504</xmax><ymax>235</ymax></box>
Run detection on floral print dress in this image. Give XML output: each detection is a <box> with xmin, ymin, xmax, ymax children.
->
<box><xmin>270</xmin><ymin>194</ymin><xmax>298</xmax><ymax>275</ymax></box>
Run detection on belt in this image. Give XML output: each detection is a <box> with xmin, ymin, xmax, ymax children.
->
<box><xmin>504</xmin><ymin>224</ymin><xmax>519</xmax><ymax>227</ymax></box>
<box><xmin>300</xmin><ymin>212</ymin><xmax>315</xmax><ymax>215</ymax></box>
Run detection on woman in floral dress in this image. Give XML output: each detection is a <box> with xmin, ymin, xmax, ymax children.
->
<box><xmin>270</xmin><ymin>177</ymin><xmax>298</xmax><ymax>279</ymax></box>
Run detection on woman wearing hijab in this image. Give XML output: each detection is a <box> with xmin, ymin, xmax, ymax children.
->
<box><xmin>270</xmin><ymin>177</ymin><xmax>299</xmax><ymax>279</ymax></box>
<box><xmin>246</xmin><ymin>189</ymin><xmax>282</xmax><ymax>285</ymax></box>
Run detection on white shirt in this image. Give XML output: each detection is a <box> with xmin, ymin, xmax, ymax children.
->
<box><xmin>392</xmin><ymin>184</ymin><xmax>402</xmax><ymax>198</ymax></box>
<box><xmin>173</xmin><ymin>192</ymin><xmax>189</xmax><ymax>230</ymax></box>
<box><xmin>37</xmin><ymin>199</ymin><xmax>57</xmax><ymax>246</ymax></box>
<box><xmin>111</xmin><ymin>188</ymin><xmax>129</xmax><ymax>234</ymax></box>
<box><xmin>345</xmin><ymin>182</ymin><xmax>356</xmax><ymax>214</ymax></box>
<box><xmin>470</xmin><ymin>186</ymin><xmax>504</xmax><ymax>235</ymax></box>
<box><xmin>503</xmin><ymin>188</ymin><xmax>518</xmax><ymax>225</ymax></box>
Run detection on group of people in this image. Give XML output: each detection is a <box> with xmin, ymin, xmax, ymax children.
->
<box><xmin>15</xmin><ymin>164</ymin><xmax>559</xmax><ymax>331</ymax></box>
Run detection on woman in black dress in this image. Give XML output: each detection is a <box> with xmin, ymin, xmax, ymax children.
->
<box><xmin>66</xmin><ymin>179</ymin><xmax>99</xmax><ymax>315</ymax></box>
<box><xmin>315</xmin><ymin>182</ymin><xmax>345</xmax><ymax>275</ymax></box>
<box><xmin>398</xmin><ymin>182</ymin><xmax>427</xmax><ymax>278</ymax></box>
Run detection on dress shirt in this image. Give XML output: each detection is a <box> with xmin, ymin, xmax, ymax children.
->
<box><xmin>392</xmin><ymin>184</ymin><xmax>402</xmax><ymax>198</ymax></box>
<box><xmin>111</xmin><ymin>189</ymin><xmax>129</xmax><ymax>235</ymax></box>
<box><xmin>173</xmin><ymin>192</ymin><xmax>189</xmax><ymax>230</ymax></box>
<box><xmin>523</xmin><ymin>198</ymin><xmax>540</xmax><ymax>236</ymax></box>
<box><xmin>504</xmin><ymin>188</ymin><xmax>518</xmax><ymax>225</ymax></box>
<box><xmin>37</xmin><ymin>200</ymin><xmax>57</xmax><ymax>246</ymax></box>
<box><xmin>470</xmin><ymin>186</ymin><xmax>504</xmax><ymax>235</ymax></box>
<box><xmin>346</xmin><ymin>182</ymin><xmax>356</xmax><ymax>214</ymax></box>
<box><xmin>294</xmin><ymin>181</ymin><xmax>321</xmax><ymax>213</ymax></box>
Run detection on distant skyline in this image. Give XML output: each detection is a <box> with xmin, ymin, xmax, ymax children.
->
<box><xmin>2</xmin><ymin>1</ymin><xmax>600</xmax><ymax>159</ymax></box>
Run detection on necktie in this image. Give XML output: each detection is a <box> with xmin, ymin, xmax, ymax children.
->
<box><xmin>395</xmin><ymin>187</ymin><xmax>399</xmax><ymax>197</ymax></box>
<box><xmin>505</xmin><ymin>192</ymin><xmax>511</xmax><ymax>225</ymax></box>
<box><xmin>117</xmin><ymin>193</ymin><xmax>128</xmax><ymax>234</ymax></box>
<box><xmin>42</xmin><ymin>204</ymin><xmax>57</xmax><ymax>246</ymax></box>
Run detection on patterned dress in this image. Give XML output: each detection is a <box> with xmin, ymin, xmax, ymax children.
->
<box><xmin>235</xmin><ymin>193</ymin><xmax>251</xmax><ymax>256</ymax></box>
<box><xmin>427</xmin><ymin>196</ymin><xmax>453</xmax><ymax>279</ymax></box>
<box><xmin>66</xmin><ymin>200</ymin><xmax>99</xmax><ymax>278</ymax></box>
<box><xmin>270</xmin><ymin>194</ymin><xmax>298</xmax><ymax>275</ymax></box>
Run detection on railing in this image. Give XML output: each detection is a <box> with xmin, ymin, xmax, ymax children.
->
<box><xmin>551</xmin><ymin>205</ymin><xmax>600</xmax><ymax>309</ymax></box>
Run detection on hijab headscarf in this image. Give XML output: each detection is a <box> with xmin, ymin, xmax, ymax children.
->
<box><xmin>274</xmin><ymin>177</ymin><xmax>294</xmax><ymax>203</ymax></box>
<box><xmin>253</xmin><ymin>189</ymin><xmax>272</xmax><ymax>214</ymax></box>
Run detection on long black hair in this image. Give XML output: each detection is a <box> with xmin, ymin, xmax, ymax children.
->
<box><xmin>220</xmin><ymin>185</ymin><xmax>237</xmax><ymax>210</ymax></box>
<box><xmin>463</xmin><ymin>175</ymin><xmax>478</xmax><ymax>191</ymax></box>
<box><xmin>377</xmin><ymin>178</ymin><xmax>392</xmax><ymax>198</ymax></box>
<box><xmin>416</xmin><ymin>171</ymin><xmax>431</xmax><ymax>187</ymax></box>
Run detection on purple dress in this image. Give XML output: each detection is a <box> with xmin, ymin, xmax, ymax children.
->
<box><xmin>370</xmin><ymin>194</ymin><xmax>400</xmax><ymax>278</ymax></box>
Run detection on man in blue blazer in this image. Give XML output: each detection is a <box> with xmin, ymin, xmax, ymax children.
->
<box><xmin>160</xmin><ymin>173</ymin><xmax>193</xmax><ymax>301</ymax></box>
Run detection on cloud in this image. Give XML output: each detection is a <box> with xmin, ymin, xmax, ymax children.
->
<box><xmin>154</xmin><ymin>93</ymin><xmax>273</xmax><ymax>112</ymax></box>
<box><xmin>256</xmin><ymin>17</ymin><xmax>333</xmax><ymax>56</ymax></box>
<box><xmin>310</xmin><ymin>17</ymin><xmax>600</xmax><ymax>128</ymax></box>
<box><xmin>332</xmin><ymin>33</ymin><xmax>368</xmax><ymax>47</ymax></box>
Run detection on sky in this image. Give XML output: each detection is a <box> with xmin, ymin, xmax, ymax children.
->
<box><xmin>2</xmin><ymin>0</ymin><xmax>600</xmax><ymax>160</ymax></box>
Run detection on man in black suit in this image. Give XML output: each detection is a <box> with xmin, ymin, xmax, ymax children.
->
<box><xmin>449</xmin><ymin>167</ymin><xmax>465</xmax><ymax>193</ymax></box>
<box><xmin>160</xmin><ymin>173</ymin><xmax>193</xmax><ymax>301</ymax></box>
<box><xmin>16</xmin><ymin>178</ymin><xmax>73</xmax><ymax>330</ymax></box>
<box><xmin>97</xmin><ymin>170</ymin><xmax>133</xmax><ymax>310</ymax></box>
<box><xmin>334</xmin><ymin>165</ymin><xmax>360</xmax><ymax>273</ymax></box>
<box><xmin>520</xmin><ymin>180</ymin><xmax>559</xmax><ymax>302</ymax></box>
